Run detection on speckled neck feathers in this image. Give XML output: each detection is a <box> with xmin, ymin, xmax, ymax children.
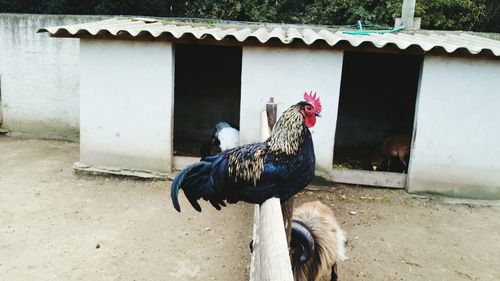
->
<box><xmin>226</xmin><ymin>105</ymin><xmax>307</xmax><ymax>186</ymax></box>
<box><xmin>227</xmin><ymin>143</ymin><xmax>267</xmax><ymax>186</ymax></box>
<box><xmin>268</xmin><ymin>105</ymin><xmax>306</xmax><ymax>155</ymax></box>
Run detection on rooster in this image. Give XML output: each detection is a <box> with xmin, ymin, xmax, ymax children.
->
<box><xmin>171</xmin><ymin>91</ymin><xmax>322</xmax><ymax>212</ymax></box>
<box><xmin>291</xmin><ymin>201</ymin><xmax>347</xmax><ymax>281</ymax></box>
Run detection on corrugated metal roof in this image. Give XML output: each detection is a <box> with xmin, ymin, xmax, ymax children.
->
<box><xmin>38</xmin><ymin>17</ymin><xmax>500</xmax><ymax>57</ymax></box>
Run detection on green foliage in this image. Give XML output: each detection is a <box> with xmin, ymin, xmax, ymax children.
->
<box><xmin>0</xmin><ymin>0</ymin><xmax>47</xmax><ymax>13</ymax></box>
<box><xmin>415</xmin><ymin>0</ymin><xmax>488</xmax><ymax>31</ymax></box>
<box><xmin>299</xmin><ymin>0</ymin><xmax>401</xmax><ymax>26</ymax></box>
<box><xmin>0</xmin><ymin>0</ymin><xmax>499</xmax><ymax>33</ymax></box>
<box><xmin>181</xmin><ymin>0</ymin><xmax>279</xmax><ymax>21</ymax></box>
<box><xmin>47</xmin><ymin>0</ymin><xmax>101</xmax><ymax>14</ymax></box>
<box><xmin>481</xmin><ymin>0</ymin><xmax>500</xmax><ymax>32</ymax></box>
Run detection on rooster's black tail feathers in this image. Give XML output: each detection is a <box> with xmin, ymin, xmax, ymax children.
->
<box><xmin>171</xmin><ymin>163</ymin><xmax>196</xmax><ymax>212</ymax></box>
<box><xmin>170</xmin><ymin>161</ymin><xmax>224</xmax><ymax>212</ymax></box>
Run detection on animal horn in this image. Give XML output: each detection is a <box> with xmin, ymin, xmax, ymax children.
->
<box><xmin>291</xmin><ymin>220</ymin><xmax>315</xmax><ymax>262</ymax></box>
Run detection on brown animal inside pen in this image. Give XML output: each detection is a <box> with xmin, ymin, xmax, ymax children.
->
<box><xmin>332</xmin><ymin>51</ymin><xmax>421</xmax><ymax>172</ymax></box>
<box><xmin>371</xmin><ymin>134</ymin><xmax>411</xmax><ymax>172</ymax></box>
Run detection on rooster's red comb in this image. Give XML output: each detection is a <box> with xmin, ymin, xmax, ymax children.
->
<box><xmin>304</xmin><ymin>91</ymin><xmax>322</xmax><ymax>113</ymax></box>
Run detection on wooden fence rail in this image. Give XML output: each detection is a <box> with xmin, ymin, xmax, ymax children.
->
<box><xmin>249</xmin><ymin>100</ymin><xmax>294</xmax><ymax>281</ymax></box>
<box><xmin>249</xmin><ymin>199</ymin><xmax>294</xmax><ymax>281</ymax></box>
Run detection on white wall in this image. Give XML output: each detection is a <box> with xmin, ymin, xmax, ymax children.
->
<box><xmin>79</xmin><ymin>39</ymin><xmax>174</xmax><ymax>173</ymax></box>
<box><xmin>0</xmin><ymin>14</ymin><xmax>105</xmax><ymax>140</ymax></box>
<box><xmin>240</xmin><ymin>47</ymin><xmax>344</xmax><ymax>175</ymax></box>
<box><xmin>408</xmin><ymin>56</ymin><xmax>500</xmax><ymax>199</ymax></box>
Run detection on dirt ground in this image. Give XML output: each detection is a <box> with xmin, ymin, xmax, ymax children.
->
<box><xmin>0</xmin><ymin>136</ymin><xmax>253</xmax><ymax>281</ymax></box>
<box><xmin>296</xmin><ymin>187</ymin><xmax>500</xmax><ymax>281</ymax></box>
<box><xmin>1</xmin><ymin>136</ymin><xmax>500</xmax><ymax>281</ymax></box>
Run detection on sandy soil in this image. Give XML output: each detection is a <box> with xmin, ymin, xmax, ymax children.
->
<box><xmin>0</xmin><ymin>136</ymin><xmax>253</xmax><ymax>281</ymax></box>
<box><xmin>2</xmin><ymin>136</ymin><xmax>500</xmax><ymax>281</ymax></box>
<box><xmin>296</xmin><ymin>186</ymin><xmax>500</xmax><ymax>281</ymax></box>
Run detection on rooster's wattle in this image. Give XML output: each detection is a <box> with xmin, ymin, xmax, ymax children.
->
<box><xmin>171</xmin><ymin>91</ymin><xmax>322</xmax><ymax>212</ymax></box>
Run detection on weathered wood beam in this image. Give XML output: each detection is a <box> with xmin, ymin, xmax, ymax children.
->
<box><xmin>401</xmin><ymin>0</ymin><xmax>416</xmax><ymax>30</ymax></box>
<box><xmin>250</xmin><ymin>198</ymin><xmax>294</xmax><ymax>281</ymax></box>
<box><xmin>329</xmin><ymin>168</ymin><xmax>407</xmax><ymax>189</ymax></box>
<box><xmin>265</xmin><ymin>98</ymin><xmax>294</xmax><ymax>248</ymax></box>
<box><xmin>250</xmin><ymin>100</ymin><xmax>294</xmax><ymax>281</ymax></box>
<box><xmin>266</xmin><ymin>97</ymin><xmax>277</xmax><ymax>132</ymax></box>
<box><xmin>281</xmin><ymin>198</ymin><xmax>294</xmax><ymax>248</ymax></box>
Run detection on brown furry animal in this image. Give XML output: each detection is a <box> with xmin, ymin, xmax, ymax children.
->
<box><xmin>371</xmin><ymin>134</ymin><xmax>411</xmax><ymax>172</ymax></box>
<box><xmin>291</xmin><ymin>201</ymin><xmax>347</xmax><ymax>281</ymax></box>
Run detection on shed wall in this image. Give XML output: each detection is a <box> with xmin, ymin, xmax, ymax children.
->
<box><xmin>240</xmin><ymin>47</ymin><xmax>343</xmax><ymax>175</ymax></box>
<box><xmin>0</xmin><ymin>14</ymin><xmax>105</xmax><ymax>140</ymax></box>
<box><xmin>408</xmin><ymin>56</ymin><xmax>500</xmax><ymax>199</ymax></box>
<box><xmin>79</xmin><ymin>39</ymin><xmax>174</xmax><ymax>173</ymax></box>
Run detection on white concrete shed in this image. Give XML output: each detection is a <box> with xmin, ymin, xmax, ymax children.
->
<box><xmin>40</xmin><ymin>17</ymin><xmax>500</xmax><ymax>199</ymax></box>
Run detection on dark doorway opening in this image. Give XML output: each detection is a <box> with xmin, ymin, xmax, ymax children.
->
<box><xmin>173</xmin><ymin>44</ymin><xmax>242</xmax><ymax>157</ymax></box>
<box><xmin>333</xmin><ymin>51</ymin><xmax>422</xmax><ymax>173</ymax></box>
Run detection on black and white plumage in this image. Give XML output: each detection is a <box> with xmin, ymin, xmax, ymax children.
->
<box><xmin>200</xmin><ymin>122</ymin><xmax>240</xmax><ymax>158</ymax></box>
<box><xmin>214</xmin><ymin>122</ymin><xmax>240</xmax><ymax>151</ymax></box>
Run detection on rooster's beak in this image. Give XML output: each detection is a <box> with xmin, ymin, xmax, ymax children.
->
<box><xmin>315</xmin><ymin>113</ymin><xmax>321</xmax><ymax>117</ymax></box>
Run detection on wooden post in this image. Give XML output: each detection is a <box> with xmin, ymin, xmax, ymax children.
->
<box><xmin>266</xmin><ymin>97</ymin><xmax>277</xmax><ymax>132</ymax></box>
<box><xmin>0</xmin><ymin>75</ymin><xmax>3</xmax><ymax>127</ymax></box>
<box><xmin>281</xmin><ymin>198</ymin><xmax>294</xmax><ymax>249</ymax></box>
<box><xmin>257</xmin><ymin>198</ymin><xmax>295</xmax><ymax>281</ymax></box>
<box><xmin>401</xmin><ymin>0</ymin><xmax>416</xmax><ymax>30</ymax></box>
<box><xmin>265</xmin><ymin>98</ymin><xmax>294</xmax><ymax>248</ymax></box>
<box><xmin>250</xmin><ymin>102</ymin><xmax>294</xmax><ymax>281</ymax></box>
